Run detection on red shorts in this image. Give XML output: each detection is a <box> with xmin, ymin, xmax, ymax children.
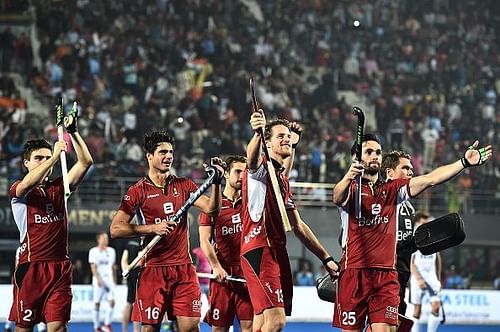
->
<box><xmin>204</xmin><ymin>265</ymin><xmax>253</xmax><ymax>327</ymax></box>
<box><xmin>240</xmin><ymin>246</ymin><xmax>293</xmax><ymax>316</ymax></box>
<box><xmin>333</xmin><ymin>268</ymin><xmax>400</xmax><ymax>330</ymax></box>
<box><xmin>9</xmin><ymin>260</ymin><xmax>72</xmax><ymax>327</ymax></box>
<box><xmin>132</xmin><ymin>264</ymin><xmax>201</xmax><ymax>324</ymax></box>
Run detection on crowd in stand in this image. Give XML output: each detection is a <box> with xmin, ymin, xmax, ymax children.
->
<box><xmin>1</xmin><ymin>0</ymin><xmax>500</xmax><ymax>210</ymax></box>
<box><xmin>1</xmin><ymin>0</ymin><xmax>500</xmax><ymax>288</ymax></box>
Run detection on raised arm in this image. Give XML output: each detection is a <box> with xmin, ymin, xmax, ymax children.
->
<box><xmin>194</xmin><ymin>158</ymin><xmax>225</xmax><ymax>216</ymax></box>
<box><xmin>64</xmin><ymin>108</ymin><xmax>93</xmax><ymax>190</ymax></box>
<box><xmin>283</xmin><ymin>122</ymin><xmax>302</xmax><ymax>177</ymax></box>
<box><xmin>288</xmin><ymin>209</ymin><xmax>338</xmax><ymax>277</ymax></box>
<box><xmin>199</xmin><ymin>225</ymin><xmax>227</xmax><ymax>282</ymax></box>
<box><xmin>247</xmin><ymin>111</ymin><xmax>266</xmax><ymax>171</ymax></box>
<box><xmin>15</xmin><ymin>140</ymin><xmax>67</xmax><ymax>197</ymax></box>
<box><xmin>67</xmin><ymin>131</ymin><xmax>93</xmax><ymax>190</ymax></box>
<box><xmin>409</xmin><ymin>140</ymin><xmax>492</xmax><ymax>197</ymax></box>
<box><xmin>332</xmin><ymin>161</ymin><xmax>363</xmax><ymax>207</ymax></box>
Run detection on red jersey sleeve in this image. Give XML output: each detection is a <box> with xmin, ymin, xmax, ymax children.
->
<box><xmin>9</xmin><ymin>180</ymin><xmax>21</xmax><ymax>198</ymax></box>
<box><xmin>118</xmin><ymin>185</ymin><xmax>141</xmax><ymax>216</ymax></box>
<box><xmin>199</xmin><ymin>212</ymin><xmax>213</xmax><ymax>226</ymax></box>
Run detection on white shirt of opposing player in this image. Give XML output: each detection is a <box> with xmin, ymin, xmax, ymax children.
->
<box><xmin>410</xmin><ymin>251</ymin><xmax>441</xmax><ymax>304</ymax></box>
<box><xmin>89</xmin><ymin>246</ymin><xmax>116</xmax><ymax>286</ymax></box>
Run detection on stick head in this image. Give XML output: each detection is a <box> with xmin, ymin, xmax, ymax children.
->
<box><xmin>249</xmin><ymin>76</ymin><xmax>259</xmax><ymax>113</ymax></box>
<box><xmin>352</xmin><ymin>105</ymin><xmax>365</xmax><ymax>122</ymax></box>
<box><xmin>352</xmin><ymin>106</ymin><xmax>365</xmax><ymax>161</ymax></box>
<box><xmin>55</xmin><ymin>96</ymin><xmax>64</xmax><ymax>127</ymax></box>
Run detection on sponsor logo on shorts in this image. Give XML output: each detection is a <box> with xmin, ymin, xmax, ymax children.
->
<box><xmin>385</xmin><ymin>305</ymin><xmax>398</xmax><ymax>320</ymax></box>
<box><xmin>244</xmin><ymin>226</ymin><xmax>262</xmax><ymax>244</ymax></box>
<box><xmin>192</xmin><ymin>300</ymin><xmax>202</xmax><ymax>312</ymax></box>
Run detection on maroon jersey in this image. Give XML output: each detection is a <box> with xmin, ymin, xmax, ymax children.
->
<box><xmin>338</xmin><ymin>178</ymin><xmax>411</xmax><ymax>270</ymax></box>
<box><xmin>9</xmin><ymin>177</ymin><xmax>68</xmax><ymax>264</ymax></box>
<box><xmin>240</xmin><ymin>158</ymin><xmax>295</xmax><ymax>255</ymax></box>
<box><xmin>199</xmin><ymin>195</ymin><xmax>243</xmax><ymax>266</ymax></box>
<box><xmin>118</xmin><ymin>175</ymin><xmax>198</xmax><ymax>266</ymax></box>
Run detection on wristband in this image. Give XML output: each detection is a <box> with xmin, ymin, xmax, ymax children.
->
<box><xmin>322</xmin><ymin>256</ymin><xmax>336</xmax><ymax>266</ymax></box>
<box><xmin>290</xmin><ymin>127</ymin><xmax>302</xmax><ymax>148</ymax></box>
<box><xmin>460</xmin><ymin>157</ymin><xmax>471</xmax><ymax>168</ymax></box>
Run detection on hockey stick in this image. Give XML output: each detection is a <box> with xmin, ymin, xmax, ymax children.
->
<box><xmin>249</xmin><ymin>76</ymin><xmax>291</xmax><ymax>232</ymax></box>
<box><xmin>352</xmin><ymin>106</ymin><xmax>365</xmax><ymax>219</ymax></box>
<box><xmin>122</xmin><ymin>165</ymin><xmax>217</xmax><ymax>277</ymax></box>
<box><xmin>55</xmin><ymin>97</ymin><xmax>71</xmax><ymax>199</ymax></box>
<box><xmin>196</xmin><ymin>272</ymin><xmax>246</xmax><ymax>283</ymax></box>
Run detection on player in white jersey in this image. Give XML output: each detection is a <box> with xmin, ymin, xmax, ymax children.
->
<box><xmin>4</xmin><ymin>248</ymin><xmax>47</xmax><ymax>332</ymax></box>
<box><xmin>89</xmin><ymin>232</ymin><xmax>117</xmax><ymax>332</ymax></box>
<box><xmin>410</xmin><ymin>212</ymin><xmax>443</xmax><ymax>332</ymax></box>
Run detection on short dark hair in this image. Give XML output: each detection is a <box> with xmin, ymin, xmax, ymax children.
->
<box><xmin>350</xmin><ymin>133</ymin><xmax>381</xmax><ymax>156</ymax></box>
<box><xmin>224</xmin><ymin>155</ymin><xmax>246</xmax><ymax>172</ymax></box>
<box><xmin>96</xmin><ymin>231</ymin><xmax>108</xmax><ymax>240</ymax></box>
<box><xmin>381</xmin><ymin>150</ymin><xmax>412</xmax><ymax>173</ymax></box>
<box><xmin>23</xmin><ymin>139</ymin><xmax>52</xmax><ymax>160</ymax></box>
<box><xmin>264</xmin><ymin>119</ymin><xmax>290</xmax><ymax>141</ymax></box>
<box><xmin>414</xmin><ymin>211</ymin><xmax>430</xmax><ymax>223</ymax></box>
<box><xmin>143</xmin><ymin>131</ymin><xmax>175</xmax><ymax>158</ymax></box>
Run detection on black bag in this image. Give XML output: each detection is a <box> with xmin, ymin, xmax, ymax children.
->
<box><xmin>315</xmin><ymin>273</ymin><xmax>337</xmax><ymax>303</ymax></box>
<box><xmin>414</xmin><ymin>213</ymin><xmax>465</xmax><ymax>255</ymax></box>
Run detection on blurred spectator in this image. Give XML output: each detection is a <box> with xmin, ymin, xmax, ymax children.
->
<box><xmin>72</xmin><ymin>258</ymin><xmax>90</xmax><ymax>284</ymax></box>
<box><xmin>0</xmin><ymin>0</ymin><xmax>498</xmax><ymax>218</ymax></box>
<box><xmin>494</xmin><ymin>273</ymin><xmax>500</xmax><ymax>290</ymax></box>
<box><xmin>295</xmin><ymin>259</ymin><xmax>315</xmax><ymax>286</ymax></box>
<box><xmin>315</xmin><ymin>264</ymin><xmax>328</xmax><ymax>282</ymax></box>
<box><xmin>444</xmin><ymin>265</ymin><xmax>465</xmax><ymax>289</ymax></box>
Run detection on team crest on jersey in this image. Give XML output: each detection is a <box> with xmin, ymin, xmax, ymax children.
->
<box><xmin>46</xmin><ymin>203</ymin><xmax>54</xmax><ymax>213</ymax></box>
<box><xmin>123</xmin><ymin>195</ymin><xmax>130</xmax><ymax>201</ymax></box>
<box><xmin>173</xmin><ymin>187</ymin><xmax>179</xmax><ymax>197</ymax></box>
<box><xmin>381</xmin><ymin>190</ymin><xmax>387</xmax><ymax>200</ymax></box>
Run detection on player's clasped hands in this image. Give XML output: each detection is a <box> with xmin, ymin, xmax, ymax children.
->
<box><xmin>250</xmin><ymin>110</ymin><xmax>266</xmax><ymax>132</ymax></box>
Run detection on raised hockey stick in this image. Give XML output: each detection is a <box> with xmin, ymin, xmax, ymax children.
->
<box><xmin>352</xmin><ymin>106</ymin><xmax>365</xmax><ymax>219</ymax></box>
<box><xmin>55</xmin><ymin>97</ymin><xmax>71</xmax><ymax>199</ymax></box>
<box><xmin>249</xmin><ymin>76</ymin><xmax>291</xmax><ymax>232</ymax></box>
